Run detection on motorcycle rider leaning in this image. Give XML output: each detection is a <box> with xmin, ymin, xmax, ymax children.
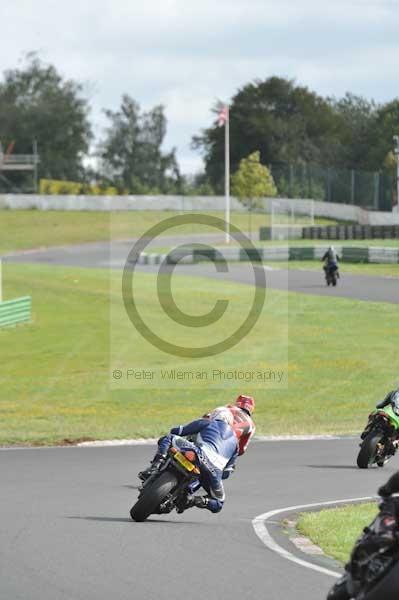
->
<box><xmin>373</xmin><ymin>388</ymin><xmax>399</xmax><ymax>460</ymax></box>
<box><xmin>138</xmin><ymin>395</ymin><xmax>255</xmax><ymax>514</ymax></box>
<box><xmin>204</xmin><ymin>394</ymin><xmax>256</xmax><ymax>457</ymax></box>
<box><xmin>376</xmin><ymin>387</ymin><xmax>399</xmax><ymax>410</ymax></box>
<box><xmin>322</xmin><ymin>246</ymin><xmax>340</xmax><ymax>278</ymax></box>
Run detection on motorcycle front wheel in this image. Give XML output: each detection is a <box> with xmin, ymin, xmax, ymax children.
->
<box><xmin>357</xmin><ymin>430</ymin><xmax>384</xmax><ymax>469</ymax></box>
<box><xmin>130</xmin><ymin>471</ymin><xmax>177</xmax><ymax>522</ymax></box>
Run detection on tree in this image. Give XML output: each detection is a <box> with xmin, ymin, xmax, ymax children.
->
<box><xmin>329</xmin><ymin>93</ymin><xmax>378</xmax><ymax>169</ymax></box>
<box><xmin>232</xmin><ymin>150</ymin><xmax>277</xmax><ymax>206</ymax></box>
<box><xmin>193</xmin><ymin>77</ymin><xmax>341</xmax><ymax>190</ymax></box>
<box><xmin>178</xmin><ymin>172</ymin><xmax>215</xmax><ymax>196</ymax></box>
<box><xmin>368</xmin><ymin>100</ymin><xmax>399</xmax><ymax>172</ymax></box>
<box><xmin>193</xmin><ymin>77</ymin><xmax>399</xmax><ymax>193</ymax></box>
<box><xmin>231</xmin><ymin>151</ymin><xmax>277</xmax><ymax>238</ymax></box>
<box><xmin>0</xmin><ymin>53</ymin><xmax>92</xmax><ymax>186</ymax></box>
<box><xmin>98</xmin><ymin>95</ymin><xmax>181</xmax><ymax>193</ymax></box>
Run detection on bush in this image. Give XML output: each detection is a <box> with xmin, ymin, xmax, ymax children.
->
<box><xmin>39</xmin><ymin>179</ymin><xmax>118</xmax><ymax>196</ymax></box>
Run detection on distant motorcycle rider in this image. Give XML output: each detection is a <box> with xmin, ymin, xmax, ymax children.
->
<box><xmin>138</xmin><ymin>395</ymin><xmax>255</xmax><ymax>513</ymax></box>
<box><xmin>322</xmin><ymin>246</ymin><xmax>340</xmax><ymax>278</ymax></box>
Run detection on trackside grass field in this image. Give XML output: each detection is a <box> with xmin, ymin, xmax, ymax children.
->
<box><xmin>0</xmin><ymin>210</ymin><xmax>335</xmax><ymax>255</ymax></box>
<box><xmin>1</xmin><ymin>263</ymin><xmax>398</xmax><ymax>445</ymax></box>
<box><xmin>297</xmin><ymin>503</ymin><xmax>377</xmax><ymax>564</ymax></box>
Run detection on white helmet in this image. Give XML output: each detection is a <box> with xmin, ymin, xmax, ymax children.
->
<box><xmin>208</xmin><ymin>406</ymin><xmax>234</xmax><ymax>426</ymax></box>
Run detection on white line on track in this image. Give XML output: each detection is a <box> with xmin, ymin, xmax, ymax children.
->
<box><xmin>78</xmin><ymin>435</ymin><xmax>349</xmax><ymax>447</ymax></box>
<box><xmin>252</xmin><ymin>496</ymin><xmax>375</xmax><ymax>579</ymax></box>
<box><xmin>254</xmin><ymin>435</ymin><xmax>352</xmax><ymax>442</ymax></box>
<box><xmin>77</xmin><ymin>438</ymin><xmax>158</xmax><ymax>447</ymax></box>
<box><xmin>0</xmin><ymin>435</ymin><xmax>354</xmax><ymax>450</ymax></box>
<box><xmin>261</xmin><ymin>265</ymin><xmax>280</xmax><ymax>271</ymax></box>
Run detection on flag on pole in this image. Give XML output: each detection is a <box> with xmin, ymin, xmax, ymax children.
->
<box><xmin>217</xmin><ymin>105</ymin><xmax>228</xmax><ymax>127</ymax></box>
<box><xmin>216</xmin><ymin>104</ymin><xmax>230</xmax><ymax>243</ymax></box>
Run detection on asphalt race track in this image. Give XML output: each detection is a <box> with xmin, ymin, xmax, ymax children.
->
<box><xmin>5</xmin><ymin>237</ymin><xmax>399</xmax><ymax>303</ymax></box>
<box><xmin>141</xmin><ymin>262</ymin><xmax>399</xmax><ymax>304</ymax></box>
<box><xmin>3</xmin><ymin>236</ymin><xmax>398</xmax><ymax>599</ymax></box>
<box><xmin>1</xmin><ymin>439</ymin><xmax>396</xmax><ymax>600</ymax></box>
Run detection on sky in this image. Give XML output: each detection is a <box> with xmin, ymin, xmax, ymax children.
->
<box><xmin>1</xmin><ymin>0</ymin><xmax>399</xmax><ymax>174</ymax></box>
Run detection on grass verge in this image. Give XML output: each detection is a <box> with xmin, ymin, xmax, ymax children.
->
<box><xmin>297</xmin><ymin>503</ymin><xmax>377</xmax><ymax>564</ymax></box>
<box><xmin>1</xmin><ymin>263</ymin><xmax>398</xmax><ymax>445</ymax></box>
<box><xmin>0</xmin><ymin>209</ymin><xmax>335</xmax><ymax>255</ymax></box>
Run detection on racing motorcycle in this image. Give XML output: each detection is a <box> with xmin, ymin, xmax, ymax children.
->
<box><xmin>357</xmin><ymin>397</ymin><xmax>399</xmax><ymax>469</ymax></box>
<box><xmin>327</xmin><ymin>475</ymin><xmax>399</xmax><ymax>600</ymax></box>
<box><xmin>325</xmin><ymin>263</ymin><xmax>339</xmax><ymax>286</ymax></box>
<box><xmin>130</xmin><ymin>438</ymin><xmax>202</xmax><ymax>522</ymax></box>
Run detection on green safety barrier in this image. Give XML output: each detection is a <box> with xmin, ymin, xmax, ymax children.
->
<box><xmin>342</xmin><ymin>247</ymin><xmax>369</xmax><ymax>263</ymax></box>
<box><xmin>289</xmin><ymin>247</ymin><xmax>315</xmax><ymax>260</ymax></box>
<box><xmin>0</xmin><ymin>296</ymin><xmax>32</xmax><ymax>328</ymax></box>
<box><xmin>239</xmin><ymin>248</ymin><xmax>263</xmax><ymax>262</ymax></box>
<box><xmin>259</xmin><ymin>227</ymin><xmax>272</xmax><ymax>241</ymax></box>
<box><xmin>192</xmin><ymin>248</ymin><xmax>217</xmax><ymax>263</ymax></box>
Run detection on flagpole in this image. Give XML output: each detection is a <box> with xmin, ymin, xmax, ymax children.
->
<box><xmin>225</xmin><ymin>105</ymin><xmax>230</xmax><ymax>244</ymax></box>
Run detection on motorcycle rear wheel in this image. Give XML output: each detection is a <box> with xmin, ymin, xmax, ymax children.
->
<box><xmin>130</xmin><ymin>471</ymin><xmax>177</xmax><ymax>522</ymax></box>
<box><xmin>357</xmin><ymin>430</ymin><xmax>384</xmax><ymax>469</ymax></box>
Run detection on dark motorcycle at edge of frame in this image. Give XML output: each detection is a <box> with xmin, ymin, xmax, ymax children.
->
<box><xmin>357</xmin><ymin>398</ymin><xmax>399</xmax><ymax>469</ymax></box>
<box><xmin>130</xmin><ymin>438</ymin><xmax>201</xmax><ymax>522</ymax></box>
<box><xmin>327</xmin><ymin>474</ymin><xmax>399</xmax><ymax>600</ymax></box>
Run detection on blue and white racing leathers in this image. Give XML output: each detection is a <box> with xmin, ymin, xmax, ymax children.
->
<box><xmin>158</xmin><ymin>418</ymin><xmax>238</xmax><ymax>513</ymax></box>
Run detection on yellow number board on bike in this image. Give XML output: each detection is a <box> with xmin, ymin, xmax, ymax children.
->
<box><xmin>173</xmin><ymin>451</ymin><xmax>196</xmax><ymax>472</ymax></box>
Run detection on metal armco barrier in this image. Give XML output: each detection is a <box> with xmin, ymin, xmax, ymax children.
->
<box><xmin>0</xmin><ymin>296</ymin><xmax>32</xmax><ymax>328</ymax></box>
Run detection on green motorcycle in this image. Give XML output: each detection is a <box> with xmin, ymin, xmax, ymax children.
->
<box><xmin>357</xmin><ymin>397</ymin><xmax>399</xmax><ymax>469</ymax></box>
